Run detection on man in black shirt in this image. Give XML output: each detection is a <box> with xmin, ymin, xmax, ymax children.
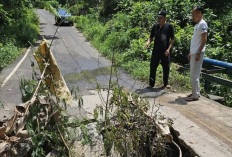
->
<box><xmin>145</xmin><ymin>10</ymin><xmax>174</xmax><ymax>89</ymax></box>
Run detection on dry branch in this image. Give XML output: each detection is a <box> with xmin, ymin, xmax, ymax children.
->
<box><xmin>0</xmin><ymin>39</ymin><xmax>73</xmax><ymax>156</ymax></box>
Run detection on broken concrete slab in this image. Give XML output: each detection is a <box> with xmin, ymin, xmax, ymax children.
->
<box><xmin>150</xmin><ymin>93</ymin><xmax>232</xmax><ymax>157</ymax></box>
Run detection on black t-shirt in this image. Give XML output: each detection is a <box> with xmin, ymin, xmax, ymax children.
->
<box><xmin>149</xmin><ymin>23</ymin><xmax>174</xmax><ymax>53</ymax></box>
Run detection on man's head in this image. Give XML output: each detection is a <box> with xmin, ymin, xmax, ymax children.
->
<box><xmin>192</xmin><ymin>6</ymin><xmax>203</xmax><ymax>23</ymax></box>
<box><xmin>157</xmin><ymin>10</ymin><xmax>166</xmax><ymax>26</ymax></box>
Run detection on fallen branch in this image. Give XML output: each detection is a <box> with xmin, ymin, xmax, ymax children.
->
<box><xmin>1</xmin><ymin>39</ymin><xmax>74</xmax><ymax>156</ymax></box>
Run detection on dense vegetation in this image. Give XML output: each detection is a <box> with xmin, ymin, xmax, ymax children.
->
<box><xmin>0</xmin><ymin>0</ymin><xmax>40</xmax><ymax>70</ymax></box>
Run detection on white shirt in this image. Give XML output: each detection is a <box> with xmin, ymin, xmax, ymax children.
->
<box><xmin>190</xmin><ymin>19</ymin><xmax>208</xmax><ymax>54</ymax></box>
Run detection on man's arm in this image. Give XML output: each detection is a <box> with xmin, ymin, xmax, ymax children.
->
<box><xmin>165</xmin><ymin>24</ymin><xmax>175</xmax><ymax>56</ymax></box>
<box><xmin>198</xmin><ymin>32</ymin><xmax>207</xmax><ymax>53</ymax></box>
<box><xmin>145</xmin><ymin>38</ymin><xmax>152</xmax><ymax>48</ymax></box>
<box><xmin>145</xmin><ymin>25</ymin><xmax>155</xmax><ymax>48</ymax></box>
<box><xmin>165</xmin><ymin>39</ymin><xmax>174</xmax><ymax>56</ymax></box>
<box><xmin>195</xmin><ymin>32</ymin><xmax>207</xmax><ymax>61</ymax></box>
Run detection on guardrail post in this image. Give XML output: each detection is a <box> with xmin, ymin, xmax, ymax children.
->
<box><xmin>204</xmin><ymin>80</ymin><xmax>211</xmax><ymax>92</ymax></box>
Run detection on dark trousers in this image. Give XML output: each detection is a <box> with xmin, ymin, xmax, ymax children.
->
<box><xmin>149</xmin><ymin>51</ymin><xmax>170</xmax><ymax>87</ymax></box>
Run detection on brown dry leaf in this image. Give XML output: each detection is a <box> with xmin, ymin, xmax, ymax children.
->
<box><xmin>157</xmin><ymin>120</ymin><xmax>171</xmax><ymax>134</ymax></box>
<box><xmin>16</xmin><ymin>117</ymin><xmax>27</xmax><ymax>138</ymax></box>
<box><xmin>0</xmin><ymin>141</ymin><xmax>11</xmax><ymax>154</ymax></box>
<box><xmin>38</xmin><ymin>96</ymin><xmax>49</xmax><ymax>105</ymax></box>
<box><xmin>0</xmin><ymin>122</ymin><xmax>6</xmax><ymax>132</ymax></box>
<box><xmin>16</xmin><ymin>130</ymin><xmax>29</xmax><ymax>138</ymax></box>
<box><xmin>10</xmin><ymin>147</ymin><xmax>18</xmax><ymax>156</ymax></box>
<box><xmin>0</xmin><ymin>137</ymin><xmax>21</xmax><ymax>155</ymax></box>
<box><xmin>8</xmin><ymin>136</ymin><xmax>20</xmax><ymax>143</ymax></box>
<box><xmin>51</xmin><ymin>110</ymin><xmax>62</xmax><ymax>123</ymax></box>
<box><xmin>34</xmin><ymin>39</ymin><xmax>72</xmax><ymax>104</ymax></box>
<box><xmin>37</xmin><ymin>97</ymin><xmax>51</xmax><ymax>124</ymax></box>
<box><xmin>39</xmin><ymin>112</ymin><xmax>46</xmax><ymax>119</ymax></box>
<box><xmin>165</xmin><ymin>134</ymin><xmax>173</xmax><ymax>143</ymax></box>
<box><xmin>39</xmin><ymin>111</ymin><xmax>49</xmax><ymax>126</ymax></box>
<box><xmin>5</xmin><ymin>114</ymin><xmax>18</xmax><ymax>135</ymax></box>
<box><xmin>0</xmin><ymin>126</ymin><xmax>7</xmax><ymax>140</ymax></box>
<box><xmin>9</xmin><ymin>100</ymin><xmax>33</xmax><ymax>135</ymax></box>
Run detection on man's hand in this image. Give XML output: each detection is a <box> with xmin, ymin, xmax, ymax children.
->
<box><xmin>195</xmin><ymin>53</ymin><xmax>200</xmax><ymax>61</ymax></box>
<box><xmin>188</xmin><ymin>53</ymin><xmax>191</xmax><ymax>62</ymax></box>
<box><xmin>165</xmin><ymin>49</ymin><xmax>170</xmax><ymax>56</ymax></box>
<box><xmin>194</xmin><ymin>32</ymin><xmax>207</xmax><ymax>61</ymax></box>
<box><xmin>145</xmin><ymin>38</ymin><xmax>151</xmax><ymax>49</ymax></box>
<box><xmin>145</xmin><ymin>42</ymin><xmax>149</xmax><ymax>48</ymax></box>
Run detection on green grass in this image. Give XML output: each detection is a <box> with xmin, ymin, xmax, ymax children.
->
<box><xmin>0</xmin><ymin>42</ymin><xmax>21</xmax><ymax>70</ymax></box>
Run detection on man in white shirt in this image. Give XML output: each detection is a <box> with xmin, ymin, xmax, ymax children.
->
<box><xmin>186</xmin><ymin>6</ymin><xmax>208</xmax><ymax>101</ymax></box>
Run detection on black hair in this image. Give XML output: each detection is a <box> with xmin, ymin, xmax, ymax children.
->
<box><xmin>195</xmin><ymin>6</ymin><xmax>204</xmax><ymax>13</ymax></box>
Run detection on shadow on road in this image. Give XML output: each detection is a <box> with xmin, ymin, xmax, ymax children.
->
<box><xmin>135</xmin><ymin>87</ymin><xmax>163</xmax><ymax>94</ymax></box>
<box><xmin>40</xmin><ymin>22</ymin><xmax>47</xmax><ymax>25</ymax></box>
<box><xmin>53</xmin><ymin>24</ymin><xmax>73</xmax><ymax>27</ymax></box>
<box><xmin>135</xmin><ymin>87</ymin><xmax>166</xmax><ymax>98</ymax></box>
<box><xmin>168</xmin><ymin>96</ymin><xmax>188</xmax><ymax>105</ymax></box>
<box><xmin>39</xmin><ymin>35</ymin><xmax>60</xmax><ymax>41</ymax></box>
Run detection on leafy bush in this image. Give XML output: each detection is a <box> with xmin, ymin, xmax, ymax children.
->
<box><xmin>34</xmin><ymin>0</ymin><xmax>59</xmax><ymax>9</ymax></box>
<box><xmin>68</xmin><ymin>4</ymin><xmax>84</xmax><ymax>15</ymax></box>
<box><xmin>0</xmin><ymin>5</ymin><xmax>10</xmax><ymax>39</ymax></box>
<box><xmin>0</xmin><ymin>1</ymin><xmax>40</xmax><ymax>71</ymax></box>
<box><xmin>0</xmin><ymin>41</ymin><xmax>20</xmax><ymax>70</ymax></box>
<box><xmin>169</xmin><ymin>64</ymin><xmax>191</xmax><ymax>91</ymax></box>
<box><xmin>104</xmin><ymin>31</ymin><xmax>129</xmax><ymax>52</ymax></box>
<box><xmin>208</xmin><ymin>82</ymin><xmax>232</xmax><ymax>107</ymax></box>
<box><xmin>127</xmin><ymin>1</ymin><xmax>156</xmax><ymax>30</ymax></box>
<box><xmin>122</xmin><ymin>38</ymin><xmax>151</xmax><ymax>62</ymax></box>
<box><xmin>46</xmin><ymin>0</ymin><xmax>60</xmax><ymax>9</ymax></box>
<box><xmin>5</xmin><ymin>7</ymin><xmax>40</xmax><ymax>45</ymax></box>
<box><xmin>172</xmin><ymin>24</ymin><xmax>193</xmax><ymax>65</ymax></box>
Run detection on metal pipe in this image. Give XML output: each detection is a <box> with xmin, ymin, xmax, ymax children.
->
<box><xmin>203</xmin><ymin>58</ymin><xmax>232</xmax><ymax>69</ymax></box>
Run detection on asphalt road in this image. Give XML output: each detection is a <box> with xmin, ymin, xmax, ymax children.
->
<box><xmin>37</xmin><ymin>9</ymin><xmax>148</xmax><ymax>92</ymax></box>
<box><xmin>0</xmin><ymin>9</ymin><xmax>149</xmax><ymax>119</ymax></box>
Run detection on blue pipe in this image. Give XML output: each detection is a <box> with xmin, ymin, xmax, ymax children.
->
<box><xmin>203</xmin><ymin>58</ymin><xmax>232</xmax><ymax>69</ymax></box>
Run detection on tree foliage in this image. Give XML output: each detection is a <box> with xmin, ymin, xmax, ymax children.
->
<box><xmin>0</xmin><ymin>0</ymin><xmax>39</xmax><ymax>70</ymax></box>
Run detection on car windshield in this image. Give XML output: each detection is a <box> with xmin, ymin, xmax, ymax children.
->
<box><xmin>58</xmin><ymin>9</ymin><xmax>71</xmax><ymax>17</ymax></box>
